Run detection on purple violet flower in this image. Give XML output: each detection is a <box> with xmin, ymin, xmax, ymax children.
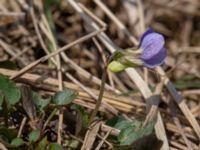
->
<box><xmin>108</xmin><ymin>28</ymin><xmax>167</xmax><ymax>72</ymax></box>
<box><xmin>139</xmin><ymin>28</ymin><xmax>166</xmax><ymax>68</ymax></box>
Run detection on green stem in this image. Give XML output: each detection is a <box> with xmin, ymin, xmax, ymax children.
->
<box><xmin>88</xmin><ymin>54</ymin><xmax>114</xmax><ymax>124</ymax></box>
<box><xmin>43</xmin><ymin>108</ymin><xmax>58</xmax><ymax>130</ymax></box>
<box><xmin>89</xmin><ymin>66</ymin><xmax>107</xmax><ymax>124</ymax></box>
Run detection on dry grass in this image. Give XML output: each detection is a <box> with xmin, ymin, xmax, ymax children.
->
<box><xmin>0</xmin><ymin>0</ymin><xmax>199</xmax><ymax>149</ymax></box>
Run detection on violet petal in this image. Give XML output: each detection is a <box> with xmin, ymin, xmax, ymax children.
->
<box><xmin>142</xmin><ymin>48</ymin><xmax>166</xmax><ymax>68</ymax></box>
<box><xmin>140</xmin><ymin>33</ymin><xmax>165</xmax><ymax>60</ymax></box>
<box><xmin>139</xmin><ymin>28</ymin><xmax>154</xmax><ymax>46</ymax></box>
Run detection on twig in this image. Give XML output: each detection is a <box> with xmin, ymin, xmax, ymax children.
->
<box><xmin>157</xmin><ymin>67</ymin><xmax>200</xmax><ymax>139</ymax></box>
<box><xmin>136</xmin><ymin>0</ymin><xmax>145</xmax><ymax>33</ymax></box>
<box><xmin>0</xmin><ymin>143</ymin><xmax>8</xmax><ymax>150</ymax></box>
<box><xmin>0</xmin><ymin>11</ymin><xmax>25</xmax><ymax>17</ymax></box>
<box><xmin>10</xmin><ymin>47</ymin><xmax>31</xmax><ymax>61</ymax></box>
<box><xmin>79</xmin><ymin>3</ymin><xmax>107</xmax><ymax>28</ymax></box>
<box><xmin>0</xmin><ymin>40</ymin><xmax>27</xmax><ymax>65</ymax></box>
<box><xmin>95</xmin><ymin>128</ymin><xmax>112</xmax><ymax>150</ymax></box>
<box><xmin>81</xmin><ymin>122</ymin><xmax>101</xmax><ymax>150</ymax></box>
<box><xmin>29</xmin><ymin>0</ymin><xmax>49</xmax><ymax>55</ymax></box>
<box><xmin>10</xmin><ymin>28</ymin><xmax>105</xmax><ymax>80</ymax></box>
<box><xmin>94</xmin><ymin>0</ymin><xmax>138</xmax><ymax>45</ymax></box>
<box><xmin>143</xmin><ymin>81</ymin><xmax>164</xmax><ymax>127</ymax></box>
<box><xmin>168</xmin><ymin>97</ymin><xmax>194</xmax><ymax>150</ymax></box>
<box><xmin>92</xmin><ymin>37</ymin><xmax>115</xmax><ymax>89</ymax></box>
<box><xmin>17</xmin><ymin>117</ymin><xmax>27</xmax><ymax>137</ymax></box>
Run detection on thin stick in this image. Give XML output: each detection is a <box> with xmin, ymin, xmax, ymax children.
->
<box><xmin>136</xmin><ymin>0</ymin><xmax>149</xmax><ymax>88</ymax></box>
<box><xmin>57</xmin><ymin>108</ymin><xmax>63</xmax><ymax>144</ymax></box>
<box><xmin>29</xmin><ymin>0</ymin><xmax>49</xmax><ymax>55</ymax></box>
<box><xmin>10</xmin><ymin>28</ymin><xmax>105</xmax><ymax>80</ymax></box>
<box><xmin>17</xmin><ymin>117</ymin><xmax>27</xmax><ymax>137</ymax></box>
<box><xmin>94</xmin><ymin>0</ymin><xmax>138</xmax><ymax>45</ymax></box>
<box><xmin>10</xmin><ymin>47</ymin><xmax>31</xmax><ymax>61</ymax></box>
<box><xmin>136</xmin><ymin>0</ymin><xmax>145</xmax><ymax>33</ymax></box>
<box><xmin>157</xmin><ymin>67</ymin><xmax>200</xmax><ymax>139</ymax></box>
<box><xmin>0</xmin><ymin>143</ymin><xmax>7</xmax><ymax>150</ymax></box>
<box><xmin>79</xmin><ymin>3</ymin><xmax>107</xmax><ymax>28</ymax></box>
<box><xmin>0</xmin><ymin>11</ymin><xmax>25</xmax><ymax>16</ymax></box>
<box><xmin>95</xmin><ymin>129</ymin><xmax>112</xmax><ymax>150</ymax></box>
<box><xmin>143</xmin><ymin>81</ymin><xmax>164</xmax><ymax>127</ymax></box>
<box><xmin>0</xmin><ymin>40</ymin><xmax>27</xmax><ymax>66</ymax></box>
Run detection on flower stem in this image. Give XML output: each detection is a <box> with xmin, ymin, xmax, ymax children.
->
<box><xmin>43</xmin><ymin>108</ymin><xmax>58</xmax><ymax>130</ymax></box>
<box><xmin>89</xmin><ymin>65</ymin><xmax>107</xmax><ymax>124</ymax></box>
<box><xmin>89</xmin><ymin>55</ymin><xmax>114</xmax><ymax>124</ymax></box>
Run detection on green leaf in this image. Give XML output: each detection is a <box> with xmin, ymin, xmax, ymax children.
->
<box><xmin>36</xmin><ymin>136</ymin><xmax>48</xmax><ymax>150</ymax></box>
<box><xmin>0</xmin><ymin>60</ymin><xmax>17</xmax><ymax>70</ymax></box>
<box><xmin>0</xmin><ymin>74</ymin><xmax>21</xmax><ymax>106</ymax></box>
<box><xmin>52</xmin><ymin>90</ymin><xmax>78</xmax><ymax>106</ymax></box>
<box><xmin>106</xmin><ymin>116</ymin><xmax>126</xmax><ymax>127</ymax></box>
<box><xmin>10</xmin><ymin>137</ymin><xmax>24</xmax><ymax>147</ymax></box>
<box><xmin>118</xmin><ymin>126</ymin><xmax>135</xmax><ymax>145</ymax></box>
<box><xmin>32</xmin><ymin>92</ymin><xmax>50</xmax><ymax>111</ymax></box>
<box><xmin>65</xmin><ymin>139</ymin><xmax>79</xmax><ymax>149</ymax></box>
<box><xmin>0</xmin><ymin>127</ymin><xmax>17</xmax><ymax>143</ymax></box>
<box><xmin>28</xmin><ymin>129</ymin><xmax>40</xmax><ymax>142</ymax></box>
<box><xmin>106</xmin><ymin>116</ymin><xmax>141</xmax><ymax>130</ymax></box>
<box><xmin>118</xmin><ymin>122</ymin><xmax>154</xmax><ymax>146</ymax></box>
<box><xmin>49</xmin><ymin>143</ymin><xmax>63</xmax><ymax>150</ymax></box>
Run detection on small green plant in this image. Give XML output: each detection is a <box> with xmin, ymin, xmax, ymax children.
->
<box><xmin>0</xmin><ymin>74</ymin><xmax>78</xmax><ymax>149</ymax></box>
<box><xmin>106</xmin><ymin>116</ymin><xmax>162</xmax><ymax>149</ymax></box>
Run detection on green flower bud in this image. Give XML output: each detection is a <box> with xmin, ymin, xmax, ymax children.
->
<box><xmin>108</xmin><ymin>61</ymin><xmax>127</xmax><ymax>72</ymax></box>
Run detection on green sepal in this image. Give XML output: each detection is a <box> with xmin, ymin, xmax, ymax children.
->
<box><xmin>108</xmin><ymin>48</ymin><xmax>143</xmax><ymax>72</ymax></box>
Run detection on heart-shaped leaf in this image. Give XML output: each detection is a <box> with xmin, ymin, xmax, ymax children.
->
<box><xmin>0</xmin><ymin>74</ymin><xmax>21</xmax><ymax>106</ymax></box>
<box><xmin>36</xmin><ymin>136</ymin><xmax>48</xmax><ymax>150</ymax></box>
<box><xmin>28</xmin><ymin>129</ymin><xmax>40</xmax><ymax>142</ymax></box>
<box><xmin>10</xmin><ymin>137</ymin><xmax>24</xmax><ymax>147</ymax></box>
<box><xmin>118</xmin><ymin>121</ymin><xmax>154</xmax><ymax>145</ymax></box>
<box><xmin>32</xmin><ymin>92</ymin><xmax>50</xmax><ymax>111</ymax></box>
<box><xmin>52</xmin><ymin>90</ymin><xmax>78</xmax><ymax>106</ymax></box>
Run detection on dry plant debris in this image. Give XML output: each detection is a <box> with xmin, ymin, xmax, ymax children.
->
<box><xmin>0</xmin><ymin>0</ymin><xmax>200</xmax><ymax>149</ymax></box>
